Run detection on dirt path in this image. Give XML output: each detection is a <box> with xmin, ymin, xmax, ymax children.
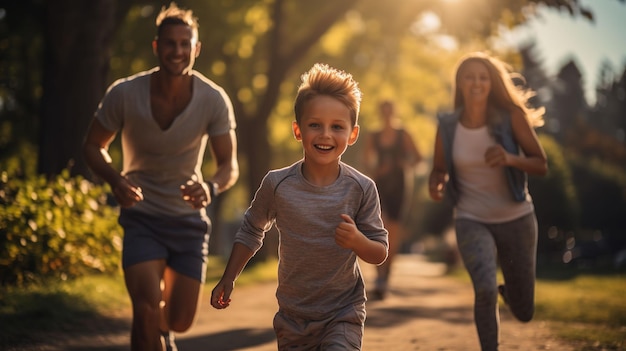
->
<box><xmin>17</xmin><ymin>255</ymin><xmax>573</xmax><ymax>351</ymax></box>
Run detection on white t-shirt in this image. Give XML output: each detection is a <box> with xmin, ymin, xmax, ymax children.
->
<box><xmin>96</xmin><ymin>68</ymin><xmax>236</xmax><ymax>217</ymax></box>
<box><xmin>452</xmin><ymin>123</ymin><xmax>533</xmax><ymax>223</ymax></box>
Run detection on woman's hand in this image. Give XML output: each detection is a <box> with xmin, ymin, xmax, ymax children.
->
<box><xmin>484</xmin><ymin>144</ymin><xmax>511</xmax><ymax>168</ymax></box>
<box><xmin>428</xmin><ymin>171</ymin><xmax>446</xmax><ymax>201</ymax></box>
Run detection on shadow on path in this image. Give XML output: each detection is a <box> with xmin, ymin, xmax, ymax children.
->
<box><xmin>366</xmin><ymin>305</ymin><xmax>473</xmax><ymax>329</ymax></box>
<box><xmin>177</xmin><ymin>328</ymin><xmax>275</xmax><ymax>351</ymax></box>
<box><xmin>64</xmin><ymin>328</ymin><xmax>276</xmax><ymax>351</ymax></box>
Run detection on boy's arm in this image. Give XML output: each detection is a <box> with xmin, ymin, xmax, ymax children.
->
<box><xmin>211</xmin><ymin>171</ymin><xmax>276</xmax><ymax>309</ymax></box>
<box><xmin>335</xmin><ymin>214</ymin><xmax>388</xmax><ymax>265</ymax></box>
<box><xmin>210</xmin><ymin>242</ymin><xmax>255</xmax><ymax>309</ymax></box>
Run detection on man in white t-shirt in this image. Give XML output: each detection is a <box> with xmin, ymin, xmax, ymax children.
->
<box><xmin>83</xmin><ymin>3</ymin><xmax>239</xmax><ymax>350</ymax></box>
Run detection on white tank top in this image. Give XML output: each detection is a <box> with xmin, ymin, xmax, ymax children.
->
<box><xmin>452</xmin><ymin>123</ymin><xmax>533</xmax><ymax>223</ymax></box>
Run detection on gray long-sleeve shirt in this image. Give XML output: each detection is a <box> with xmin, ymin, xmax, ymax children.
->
<box><xmin>235</xmin><ymin>160</ymin><xmax>388</xmax><ymax>320</ymax></box>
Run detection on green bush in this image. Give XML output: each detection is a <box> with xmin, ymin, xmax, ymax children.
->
<box><xmin>0</xmin><ymin>170</ymin><xmax>122</xmax><ymax>286</ymax></box>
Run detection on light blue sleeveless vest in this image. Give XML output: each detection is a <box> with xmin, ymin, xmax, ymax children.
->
<box><xmin>438</xmin><ymin>109</ymin><xmax>527</xmax><ymax>205</ymax></box>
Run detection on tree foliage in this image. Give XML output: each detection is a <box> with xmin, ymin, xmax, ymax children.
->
<box><xmin>2</xmin><ymin>0</ymin><xmax>624</xmax><ymax>267</ymax></box>
<box><xmin>0</xmin><ymin>0</ymin><xmax>601</xmax><ymax>188</ymax></box>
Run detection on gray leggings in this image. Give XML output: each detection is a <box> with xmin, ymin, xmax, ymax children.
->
<box><xmin>455</xmin><ymin>213</ymin><xmax>537</xmax><ymax>351</ymax></box>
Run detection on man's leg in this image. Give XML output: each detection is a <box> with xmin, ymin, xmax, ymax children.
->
<box><xmin>161</xmin><ymin>266</ymin><xmax>203</xmax><ymax>332</ymax></box>
<box><xmin>124</xmin><ymin>260</ymin><xmax>167</xmax><ymax>351</ymax></box>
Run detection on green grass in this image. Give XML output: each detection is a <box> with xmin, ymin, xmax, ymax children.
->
<box><xmin>448</xmin><ymin>266</ymin><xmax>626</xmax><ymax>350</ymax></box>
<box><xmin>534</xmin><ymin>274</ymin><xmax>626</xmax><ymax>350</ymax></box>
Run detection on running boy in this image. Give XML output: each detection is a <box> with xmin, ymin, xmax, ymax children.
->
<box><xmin>210</xmin><ymin>63</ymin><xmax>388</xmax><ymax>350</ymax></box>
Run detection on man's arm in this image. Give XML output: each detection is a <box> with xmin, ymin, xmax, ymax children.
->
<box><xmin>208</xmin><ymin>129</ymin><xmax>239</xmax><ymax>194</ymax></box>
<box><xmin>83</xmin><ymin>118</ymin><xmax>143</xmax><ymax>207</ymax></box>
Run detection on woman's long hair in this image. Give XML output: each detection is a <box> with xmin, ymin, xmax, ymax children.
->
<box><xmin>453</xmin><ymin>51</ymin><xmax>545</xmax><ymax>128</ymax></box>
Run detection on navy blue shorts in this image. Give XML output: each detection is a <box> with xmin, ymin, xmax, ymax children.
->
<box><xmin>119</xmin><ymin>208</ymin><xmax>211</xmax><ymax>282</ymax></box>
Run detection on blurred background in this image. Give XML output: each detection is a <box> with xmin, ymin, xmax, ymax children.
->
<box><xmin>1</xmin><ymin>0</ymin><xmax>625</xmax><ymax>286</ymax></box>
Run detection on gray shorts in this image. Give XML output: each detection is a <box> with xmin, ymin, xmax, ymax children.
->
<box><xmin>119</xmin><ymin>208</ymin><xmax>211</xmax><ymax>282</ymax></box>
<box><xmin>273</xmin><ymin>303</ymin><xmax>365</xmax><ymax>350</ymax></box>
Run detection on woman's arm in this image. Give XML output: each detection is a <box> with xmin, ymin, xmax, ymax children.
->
<box><xmin>485</xmin><ymin>109</ymin><xmax>547</xmax><ymax>176</ymax></box>
<box><xmin>428</xmin><ymin>127</ymin><xmax>448</xmax><ymax>201</ymax></box>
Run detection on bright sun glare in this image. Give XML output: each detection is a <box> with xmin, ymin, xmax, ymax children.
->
<box><xmin>411</xmin><ymin>11</ymin><xmax>458</xmax><ymax>51</ymax></box>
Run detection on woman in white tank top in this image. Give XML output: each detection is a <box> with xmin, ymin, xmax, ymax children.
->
<box><xmin>428</xmin><ymin>52</ymin><xmax>548</xmax><ymax>351</ymax></box>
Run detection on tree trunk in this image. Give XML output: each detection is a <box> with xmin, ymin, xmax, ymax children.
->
<box><xmin>38</xmin><ymin>0</ymin><xmax>117</xmax><ymax>178</ymax></box>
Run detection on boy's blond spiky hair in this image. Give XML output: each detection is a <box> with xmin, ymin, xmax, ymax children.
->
<box><xmin>294</xmin><ymin>63</ymin><xmax>362</xmax><ymax>126</ymax></box>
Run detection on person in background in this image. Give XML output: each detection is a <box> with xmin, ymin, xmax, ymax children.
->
<box><xmin>210</xmin><ymin>63</ymin><xmax>388</xmax><ymax>350</ymax></box>
<box><xmin>362</xmin><ymin>100</ymin><xmax>422</xmax><ymax>300</ymax></box>
<box><xmin>428</xmin><ymin>51</ymin><xmax>548</xmax><ymax>351</ymax></box>
<box><xmin>83</xmin><ymin>3</ymin><xmax>239</xmax><ymax>350</ymax></box>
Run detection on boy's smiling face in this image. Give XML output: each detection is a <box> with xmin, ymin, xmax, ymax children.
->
<box><xmin>293</xmin><ymin>95</ymin><xmax>359</xmax><ymax>168</ymax></box>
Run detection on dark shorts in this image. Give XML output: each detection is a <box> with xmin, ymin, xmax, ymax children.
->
<box><xmin>376</xmin><ymin>169</ymin><xmax>407</xmax><ymax>221</ymax></box>
<box><xmin>119</xmin><ymin>208</ymin><xmax>211</xmax><ymax>282</ymax></box>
